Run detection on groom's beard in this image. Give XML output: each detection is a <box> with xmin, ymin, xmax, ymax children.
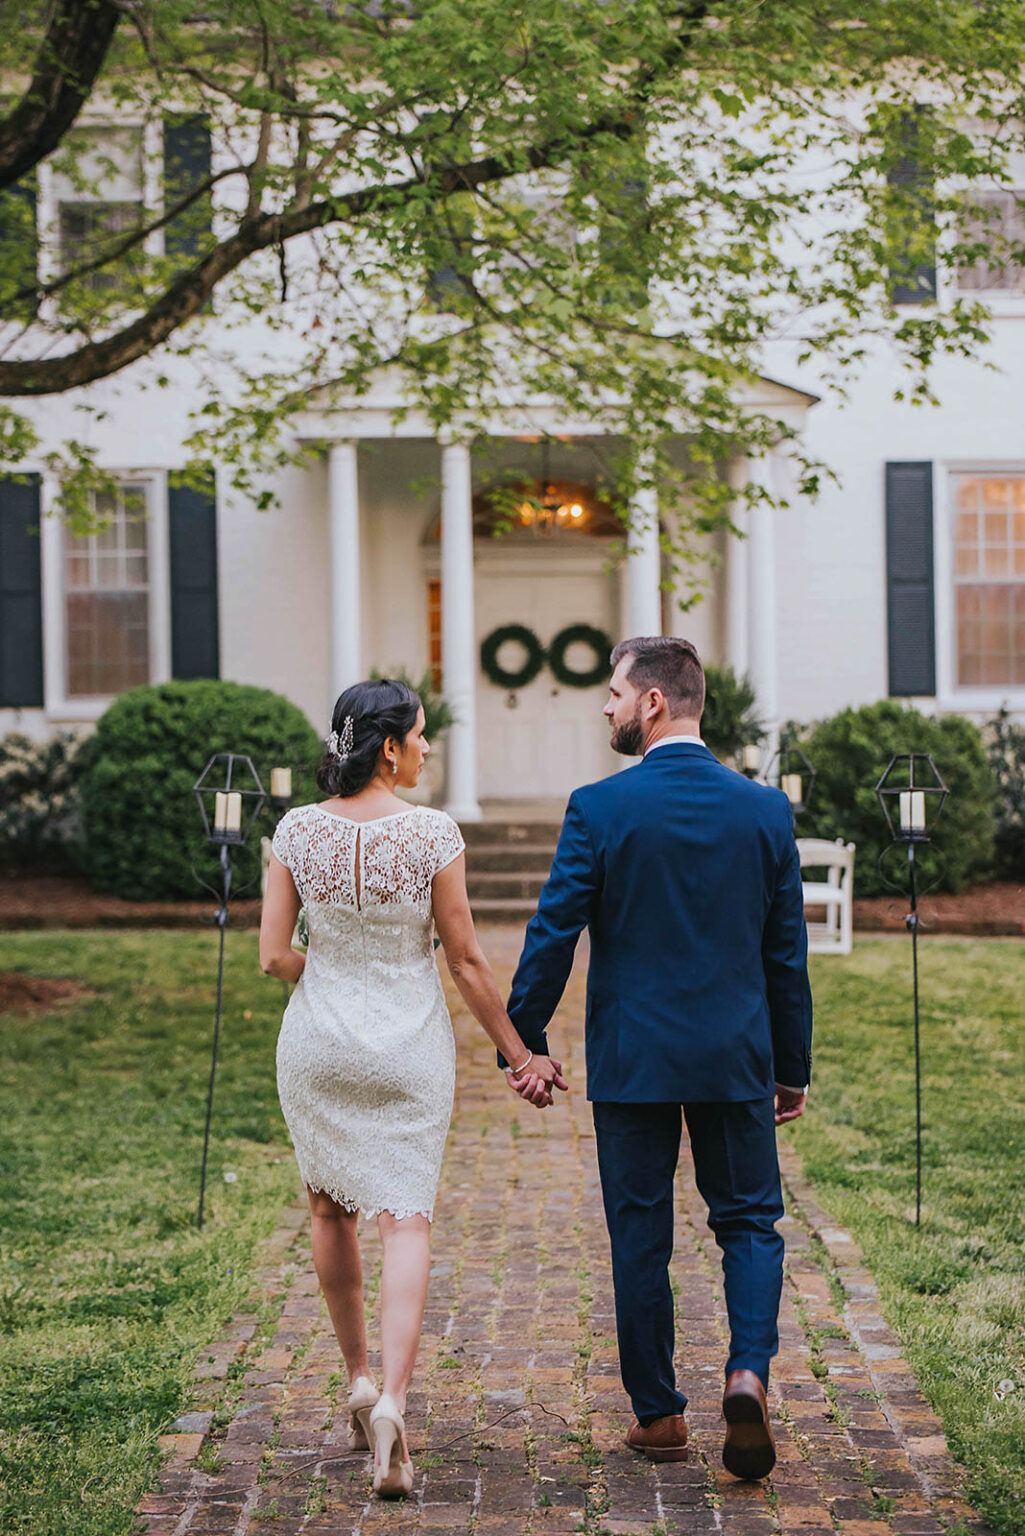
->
<box><xmin>610</xmin><ymin>706</ymin><xmax>644</xmax><ymax>757</ymax></box>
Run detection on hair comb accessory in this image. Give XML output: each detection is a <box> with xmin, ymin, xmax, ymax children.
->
<box><xmin>334</xmin><ymin>716</ymin><xmax>355</xmax><ymax>760</ymax></box>
<box><xmin>325</xmin><ymin>715</ymin><xmax>355</xmax><ymax>760</ymax></box>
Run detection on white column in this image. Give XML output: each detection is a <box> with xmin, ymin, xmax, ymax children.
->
<box><xmin>440</xmin><ymin>439</ymin><xmax>482</xmax><ymax>821</ymax></box>
<box><xmin>625</xmin><ymin>466</ymin><xmax>662</xmax><ymax>638</ymax></box>
<box><xmin>725</xmin><ymin>457</ymin><xmax>750</xmax><ymax>677</ymax></box>
<box><xmin>746</xmin><ymin>453</ymin><xmax>779</xmax><ymax>764</ymax></box>
<box><xmin>327</xmin><ymin>441</ymin><xmax>362</xmax><ymax>703</ymax></box>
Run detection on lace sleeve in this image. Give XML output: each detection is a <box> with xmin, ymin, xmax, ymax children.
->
<box><xmin>433</xmin><ymin>812</ymin><xmax>466</xmax><ymax>876</ymax></box>
<box><xmin>271</xmin><ymin>810</ymin><xmax>297</xmax><ymax>872</ymax></box>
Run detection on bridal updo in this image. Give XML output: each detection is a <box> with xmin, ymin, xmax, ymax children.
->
<box><xmin>316</xmin><ymin>678</ymin><xmax>422</xmax><ymax>798</ymax></box>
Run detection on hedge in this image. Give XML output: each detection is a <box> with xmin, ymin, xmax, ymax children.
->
<box><xmin>79</xmin><ymin>681</ymin><xmax>321</xmax><ymax>899</ymax></box>
<box><xmin>796</xmin><ymin>700</ymin><xmax>996</xmax><ymax>896</ymax></box>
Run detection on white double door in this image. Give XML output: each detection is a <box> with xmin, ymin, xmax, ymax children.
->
<box><xmin>474</xmin><ymin>550</ymin><xmax>623</xmax><ymax>802</ymax></box>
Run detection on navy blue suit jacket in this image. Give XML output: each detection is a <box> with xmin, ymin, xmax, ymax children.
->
<box><xmin>506</xmin><ymin>743</ymin><xmax>813</xmax><ymax>1102</ymax></box>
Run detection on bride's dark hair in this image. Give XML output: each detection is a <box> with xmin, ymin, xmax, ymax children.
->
<box><xmin>317</xmin><ymin>678</ymin><xmax>422</xmax><ymax>797</ymax></box>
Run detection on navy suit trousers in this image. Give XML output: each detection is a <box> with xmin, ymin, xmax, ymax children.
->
<box><xmin>592</xmin><ymin>1098</ymin><xmax>785</xmax><ymax>1425</ymax></box>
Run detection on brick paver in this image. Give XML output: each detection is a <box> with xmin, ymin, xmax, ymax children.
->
<box><xmin>138</xmin><ymin>930</ymin><xmax>994</xmax><ymax>1536</ymax></box>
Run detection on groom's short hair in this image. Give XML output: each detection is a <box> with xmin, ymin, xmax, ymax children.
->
<box><xmin>611</xmin><ymin>636</ymin><xmax>705</xmax><ymax>718</ymax></box>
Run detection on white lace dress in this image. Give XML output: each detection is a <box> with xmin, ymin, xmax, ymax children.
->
<box><xmin>271</xmin><ymin>803</ymin><xmax>465</xmax><ymax>1221</ymax></box>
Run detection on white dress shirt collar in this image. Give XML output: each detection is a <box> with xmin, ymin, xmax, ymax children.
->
<box><xmin>643</xmin><ymin>734</ymin><xmax>706</xmax><ymax>755</ymax></box>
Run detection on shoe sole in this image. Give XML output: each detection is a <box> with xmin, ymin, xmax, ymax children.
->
<box><xmin>625</xmin><ymin>1437</ymin><xmax>689</xmax><ymax>1463</ymax></box>
<box><xmin>722</xmin><ymin>1391</ymin><xmax>775</xmax><ymax>1480</ymax></box>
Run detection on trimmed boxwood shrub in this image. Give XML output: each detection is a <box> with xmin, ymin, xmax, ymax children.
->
<box><xmin>79</xmin><ymin>681</ymin><xmax>322</xmax><ymax>899</ymax></box>
<box><xmin>988</xmin><ymin>708</ymin><xmax>1025</xmax><ymax>879</ymax></box>
<box><xmin>797</xmin><ymin>701</ymin><xmax>996</xmax><ymax>896</ymax></box>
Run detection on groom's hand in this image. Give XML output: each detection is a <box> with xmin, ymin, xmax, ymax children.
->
<box><xmin>508</xmin><ymin>1055</ymin><xmax>568</xmax><ymax>1109</ymax></box>
<box><xmin>775</xmin><ymin>1084</ymin><xmax>807</xmax><ymax>1125</ymax></box>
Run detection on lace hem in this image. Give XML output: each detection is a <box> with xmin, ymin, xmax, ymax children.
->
<box><xmin>303</xmin><ymin>1178</ymin><xmax>434</xmax><ymax>1223</ymax></box>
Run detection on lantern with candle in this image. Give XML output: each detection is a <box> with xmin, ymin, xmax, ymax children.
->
<box><xmin>873</xmin><ymin>752</ymin><xmax>949</xmax><ymax>1228</ymax></box>
<box><xmin>191</xmin><ymin>753</ymin><xmax>266</xmax><ymax>1227</ymax></box>
<box><xmin>269</xmin><ymin>765</ymin><xmax>293</xmax><ymax>813</ymax></box>
<box><xmin>766</xmin><ymin>737</ymin><xmax>817</xmax><ymax>823</ymax></box>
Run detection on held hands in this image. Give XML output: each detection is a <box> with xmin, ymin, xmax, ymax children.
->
<box><xmin>775</xmin><ymin>1084</ymin><xmax>807</xmax><ymax>1125</ymax></box>
<box><xmin>506</xmin><ymin>1054</ymin><xmax>569</xmax><ymax>1109</ymax></box>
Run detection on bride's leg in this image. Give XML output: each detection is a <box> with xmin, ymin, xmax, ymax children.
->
<box><xmin>307</xmin><ymin>1189</ymin><xmax>370</xmax><ymax>1384</ymax></box>
<box><xmin>378</xmin><ymin>1211</ymin><xmax>431</xmax><ymax>1427</ymax></box>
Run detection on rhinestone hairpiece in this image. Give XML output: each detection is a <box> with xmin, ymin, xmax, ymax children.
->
<box><xmin>326</xmin><ymin>716</ymin><xmax>355</xmax><ymax>760</ymax></box>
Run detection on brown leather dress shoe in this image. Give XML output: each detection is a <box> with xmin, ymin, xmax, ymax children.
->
<box><xmin>625</xmin><ymin>1413</ymin><xmax>689</xmax><ymax>1462</ymax></box>
<box><xmin>722</xmin><ymin>1370</ymin><xmax>776</xmax><ymax>1480</ymax></box>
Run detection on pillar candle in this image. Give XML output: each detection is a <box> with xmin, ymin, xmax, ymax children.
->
<box><xmin>213</xmin><ymin>791</ymin><xmax>228</xmax><ymax>832</ymax></box>
<box><xmin>742</xmin><ymin>745</ymin><xmax>761</xmax><ymax>772</ymax></box>
<box><xmin>224</xmin><ymin>792</ymin><xmax>242</xmax><ymax>833</ymax></box>
<box><xmin>899</xmin><ymin>790</ymin><xmax>926</xmax><ymax>833</ymax></box>
<box><xmin>781</xmin><ymin>773</ymin><xmax>803</xmax><ymax>805</ymax></box>
<box><xmin>271</xmin><ymin>766</ymin><xmax>292</xmax><ymax>798</ymax></box>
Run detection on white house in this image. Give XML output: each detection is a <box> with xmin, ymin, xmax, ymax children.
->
<box><xmin>2</xmin><ymin>111</ymin><xmax>1024</xmax><ymax>814</ymax></box>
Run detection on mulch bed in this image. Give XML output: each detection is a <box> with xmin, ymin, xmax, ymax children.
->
<box><xmin>2</xmin><ymin>873</ymin><xmax>1024</xmax><ymax>934</ymax></box>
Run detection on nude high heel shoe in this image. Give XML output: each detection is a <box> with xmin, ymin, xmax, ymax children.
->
<box><xmin>347</xmin><ymin>1375</ymin><xmax>379</xmax><ymax>1450</ymax></box>
<box><xmin>370</xmin><ymin>1394</ymin><xmax>414</xmax><ymax>1498</ymax></box>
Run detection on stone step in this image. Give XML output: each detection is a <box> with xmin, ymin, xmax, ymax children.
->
<box><xmin>465</xmin><ymin>844</ymin><xmax>556</xmax><ymax>873</ymax></box>
<box><xmin>469</xmin><ymin>897</ymin><xmax>539</xmax><ymax>924</ymax></box>
<box><xmin>466</xmin><ymin>871</ymin><xmax>548</xmax><ymax>902</ymax></box>
<box><xmin>461</xmin><ymin>821</ymin><xmax>561</xmax><ymax>849</ymax></box>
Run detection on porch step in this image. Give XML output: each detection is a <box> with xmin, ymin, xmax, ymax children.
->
<box><xmin>468</xmin><ymin>897</ymin><xmax>542</xmax><ymax>924</ymax></box>
<box><xmin>466</xmin><ymin>843</ymin><xmax>557</xmax><ymax>873</ymax></box>
<box><xmin>467</xmin><ymin>871</ymin><xmax>550</xmax><ymax>902</ymax></box>
<box><xmin>461</xmin><ymin>820</ymin><xmax>561</xmax><ymax>849</ymax></box>
<box><xmin>462</xmin><ymin>819</ymin><xmax>559</xmax><ymax>922</ymax></box>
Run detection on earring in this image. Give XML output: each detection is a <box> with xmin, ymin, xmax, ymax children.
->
<box><xmin>391</xmin><ymin>759</ymin><xmax>398</xmax><ymax>775</ymax></box>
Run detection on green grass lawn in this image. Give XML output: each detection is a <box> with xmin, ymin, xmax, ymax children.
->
<box><xmin>0</xmin><ymin>930</ymin><xmax>299</xmax><ymax>1536</ymax></box>
<box><xmin>1</xmin><ymin>932</ymin><xmax>1023</xmax><ymax>1536</ymax></box>
<box><xmin>793</xmin><ymin>937</ymin><xmax>1025</xmax><ymax>1536</ymax></box>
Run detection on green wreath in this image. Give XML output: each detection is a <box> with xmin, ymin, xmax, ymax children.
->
<box><xmin>480</xmin><ymin>623</ymin><xmax>546</xmax><ymax>689</ymax></box>
<box><xmin>548</xmin><ymin>624</ymin><xmax>614</xmax><ymax>689</ymax></box>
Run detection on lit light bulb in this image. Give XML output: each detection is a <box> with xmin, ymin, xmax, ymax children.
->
<box><xmin>569</xmin><ymin>504</ymin><xmax>583</xmax><ymax>519</ymax></box>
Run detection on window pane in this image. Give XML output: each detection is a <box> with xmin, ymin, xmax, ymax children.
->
<box><xmin>984</xmin><ymin>545</ymin><xmax>1009</xmax><ymax>576</ymax></box>
<box><xmin>955</xmin><ymin>546</ymin><xmax>979</xmax><ymax>576</ymax></box>
<box><xmin>64</xmin><ymin>482</ymin><xmax>151</xmax><ymax>697</ymax></box>
<box><xmin>983</xmin><ymin>479</ymin><xmax>1009</xmax><ymax>510</ymax></box>
<box><xmin>955</xmin><ymin>477</ymin><xmax>980</xmax><ymax>511</ymax></box>
<box><xmin>960</xmin><ymin>653</ymin><xmax>981</xmax><ymax>685</ymax></box>
<box><xmin>66</xmin><ymin>592</ymin><xmax>149</xmax><ymax>697</ymax></box>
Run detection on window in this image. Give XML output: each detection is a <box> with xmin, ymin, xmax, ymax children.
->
<box><xmin>58</xmin><ymin>202</ymin><xmax>142</xmax><ymax>291</ymax></box>
<box><xmin>957</xmin><ymin>190</ymin><xmax>1025</xmax><ymax>293</ymax></box>
<box><xmin>53</xmin><ymin>126</ymin><xmax>143</xmax><ymax>289</ymax></box>
<box><xmin>65</xmin><ymin>483</ymin><xmax>151</xmax><ymax>697</ymax></box>
<box><xmin>951</xmin><ymin>473</ymin><xmax>1025</xmax><ymax>687</ymax></box>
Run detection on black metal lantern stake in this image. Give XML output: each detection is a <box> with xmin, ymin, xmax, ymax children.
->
<box><xmin>193</xmin><ymin>754</ymin><xmax>266</xmax><ymax>1228</ymax></box>
<box><xmin>767</xmin><ymin>737</ymin><xmax>817</xmax><ymax>826</ymax></box>
<box><xmin>875</xmin><ymin>753</ymin><xmax>949</xmax><ymax>1226</ymax></box>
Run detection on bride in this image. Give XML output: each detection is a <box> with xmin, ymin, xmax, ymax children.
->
<box><xmin>259</xmin><ymin>677</ymin><xmax>565</xmax><ymax>1497</ymax></box>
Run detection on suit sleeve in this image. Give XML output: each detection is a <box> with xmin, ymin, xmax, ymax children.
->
<box><xmin>501</xmin><ymin>791</ymin><xmax>600</xmax><ymax>1063</ymax></box>
<box><xmin>762</xmin><ymin>804</ymin><xmax>813</xmax><ymax>1090</ymax></box>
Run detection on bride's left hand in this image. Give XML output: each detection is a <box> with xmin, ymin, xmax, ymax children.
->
<box><xmin>508</xmin><ymin>1055</ymin><xmax>568</xmax><ymax>1108</ymax></box>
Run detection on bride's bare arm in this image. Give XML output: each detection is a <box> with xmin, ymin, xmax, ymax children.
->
<box><xmin>432</xmin><ymin>855</ymin><xmax>567</xmax><ymax>1101</ymax></box>
<box><xmin>260</xmin><ymin>856</ymin><xmax>306</xmax><ymax>983</ymax></box>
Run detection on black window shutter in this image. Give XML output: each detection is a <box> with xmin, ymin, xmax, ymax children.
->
<box><xmin>885</xmin><ymin>462</ymin><xmax>935</xmax><ymax>696</ymax></box>
<box><xmin>0</xmin><ymin>476</ymin><xmax>44</xmax><ymax>707</ymax></box>
<box><xmin>168</xmin><ymin>484</ymin><xmax>219</xmax><ymax>679</ymax></box>
<box><xmin>887</xmin><ymin>109</ymin><xmax>937</xmax><ymax>305</ymax></box>
<box><xmin>162</xmin><ymin>114</ymin><xmax>213</xmax><ymax>261</ymax></box>
<box><xmin>0</xmin><ymin>177</ymin><xmax>39</xmax><ymax>320</ymax></box>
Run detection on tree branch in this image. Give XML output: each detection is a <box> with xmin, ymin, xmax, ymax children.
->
<box><xmin>0</xmin><ymin>0</ymin><xmax>122</xmax><ymax>191</ymax></box>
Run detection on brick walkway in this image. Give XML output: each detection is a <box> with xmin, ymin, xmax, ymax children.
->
<box><xmin>139</xmin><ymin>932</ymin><xmax>992</xmax><ymax>1536</ymax></box>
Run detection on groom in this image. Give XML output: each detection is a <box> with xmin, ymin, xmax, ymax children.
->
<box><xmin>505</xmin><ymin>636</ymin><xmax>812</xmax><ymax>1480</ymax></box>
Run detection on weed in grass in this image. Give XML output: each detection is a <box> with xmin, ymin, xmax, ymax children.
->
<box><xmin>250</xmin><ymin>1500</ymin><xmax>282</xmax><ymax>1522</ymax></box>
<box><xmin>194</xmin><ymin>1443</ymin><xmax>225</xmax><ymax>1476</ymax></box>
<box><xmin>304</xmin><ymin>1476</ymin><xmax>327</xmax><ymax>1516</ymax></box>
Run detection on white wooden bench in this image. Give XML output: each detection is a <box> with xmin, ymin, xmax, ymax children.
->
<box><xmin>796</xmin><ymin>837</ymin><xmax>855</xmax><ymax>955</ymax></box>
